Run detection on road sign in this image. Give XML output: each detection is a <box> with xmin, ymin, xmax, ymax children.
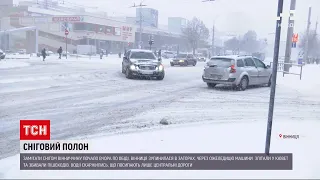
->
<box><xmin>65</xmin><ymin>29</ymin><xmax>69</xmax><ymax>36</ymax></box>
<box><xmin>292</xmin><ymin>42</ymin><xmax>296</xmax><ymax>48</ymax></box>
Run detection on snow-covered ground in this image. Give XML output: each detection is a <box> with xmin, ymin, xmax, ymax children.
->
<box><xmin>0</xmin><ymin>55</ymin><xmax>319</xmax><ymax>179</ymax></box>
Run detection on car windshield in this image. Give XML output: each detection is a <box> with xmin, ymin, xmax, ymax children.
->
<box><xmin>130</xmin><ymin>51</ymin><xmax>156</xmax><ymax>60</ymax></box>
<box><xmin>176</xmin><ymin>54</ymin><xmax>187</xmax><ymax>58</ymax></box>
<box><xmin>209</xmin><ymin>58</ymin><xmax>233</xmax><ymax>67</ymax></box>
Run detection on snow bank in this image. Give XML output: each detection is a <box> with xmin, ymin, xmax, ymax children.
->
<box><xmin>0</xmin><ymin>120</ymin><xmax>319</xmax><ymax>179</ymax></box>
<box><xmin>0</xmin><ymin>61</ymin><xmax>30</xmax><ymax>69</ymax></box>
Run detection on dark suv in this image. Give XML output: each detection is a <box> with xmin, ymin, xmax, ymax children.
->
<box><xmin>122</xmin><ymin>49</ymin><xmax>165</xmax><ymax>80</ymax></box>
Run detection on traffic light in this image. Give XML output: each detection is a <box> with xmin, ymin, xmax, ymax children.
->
<box><xmin>149</xmin><ymin>36</ymin><xmax>154</xmax><ymax>45</ymax></box>
<box><xmin>148</xmin><ymin>35</ymin><xmax>154</xmax><ymax>50</ymax></box>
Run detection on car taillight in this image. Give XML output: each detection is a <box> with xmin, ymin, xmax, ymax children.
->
<box><xmin>230</xmin><ymin>65</ymin><xmax>236</xmax><ymax>73</ymax></box>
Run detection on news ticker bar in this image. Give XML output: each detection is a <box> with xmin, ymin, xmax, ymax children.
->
<box><xmin>20</xmin><ymin>153</ymin><xmax>292</xmax><ymax>170</ymax></box>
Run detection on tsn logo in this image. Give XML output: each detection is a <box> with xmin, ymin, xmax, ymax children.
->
<box><xmin>20</xmin><ymin>120</ymin><xmax>51</xmax><ymax>140</ymax></box>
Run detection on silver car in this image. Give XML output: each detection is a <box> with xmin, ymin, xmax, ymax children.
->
<box><xmin>202</xmin><ymin>55</ymin><xmax>272</xmax><ymax>90</ymax></box>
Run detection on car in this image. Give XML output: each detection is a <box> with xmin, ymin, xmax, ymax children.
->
<box><xmin>170</xmin><ymin>53</ymin><xmax>197</xmax><ymax>66</ymax></box>
<box><xmin>202</xmin><ymin>55</ymin><xmax>272</xmax><ymax>91</ymax></box>
<box><xmin>47</xmin><ymin>51</ymin><xmax>54</xmax><ymax>56</ymax></box>
<box><xmin>0</xmin><ymin>49</ymin><xmax>6</xmax><ymax>59</ymax></box>
<box><xmin>197</xmin><ymin>56</ymin><xmax>206</xmax><ymax>62</ymax></box>
<box><xmin>162</xmin><ymin>51</ymin><xmax>175</xmax><ymax>59</ymax></box>
<box><xmin>18</xmin><ymin>49</ymin><xmax>26</xmax><ymax>54</ymax></box>
<box><xmin>122</xmin><ymin>49</ymin><xmax>165</xmax><ymax>80</ymax></box>
<box><xmin>62</xmin><ymin>51</ymin><xmax>70</xmax><ymax>57</ymax></box>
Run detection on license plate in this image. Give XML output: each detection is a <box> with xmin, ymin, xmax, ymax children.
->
<box><xmin>140</xmin><ymin>70</ymin><xmax>154</xmax><ymax>75</ymax></box>
<box><xmin>211</xmin><ymin>74</ymin><xmax>221</xmax><ymax>80</ymax></box>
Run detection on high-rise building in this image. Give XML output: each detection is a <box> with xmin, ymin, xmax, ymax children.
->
<box><xmin>136</xmin><ymin>8</ymin><xmax>158</xmax><ymax>28</ymax></box>
<box><xmin>168</xmin><ymin>17</ymin><xmax>187</xmax><ymax>34</ymax></box>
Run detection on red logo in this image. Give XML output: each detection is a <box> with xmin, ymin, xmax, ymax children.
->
<box><xmin>20</xmin><ymin>120</ymin><xmax>51</xmax><ymax>140</ymax></box>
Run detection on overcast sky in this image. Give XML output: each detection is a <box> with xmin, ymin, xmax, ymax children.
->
<box><xmin>15</xmin><ymin>0</ymin><xmax>320</xmax><ymax>40</ymax></box>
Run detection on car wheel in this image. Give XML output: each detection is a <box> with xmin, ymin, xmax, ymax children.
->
<box><xmin>238</xmin><ymin>76</ymin><xmax>249</xmax><ymax>91</ymax></box>
<box><xmin>267</xmin><ymin>75</ymin><xmax>272</xmax><ymax>87</ymax></box>
<box><xmin>207</xmin><ymin>83</ymin><xmax>216</xmax><ymax>88</ymax></box>
<box><xmin>125</xmin><ymin>68</ymin><xmax>133</xmax><ymax>79</ymax></box>
<box><xmin>185</xmin><ymin>62</ymin><xmax>188</xmax><ymax>66</ymax></box>
<box><xmin>193</xmin><ymin>61</ymin><xmax>196</xmax><ymax>66</ymax></box>
<box><xmin>157</xmin><ymin>72</ymin><xmax>165</xmax><ymax>80</ymax></box>
<box><xmin>170</xmin><ymin>63</ymin><xmax>174</xmax><ymax>66</ymax></box>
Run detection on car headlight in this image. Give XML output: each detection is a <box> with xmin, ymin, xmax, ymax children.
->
<box><xmin>158</xmin><ymin>64</ymin><xmax>164</xmax><ymax>71</ymax></box>
<box><xmin>130</xmin><ymin>64</ymin><xmax>137</xmax><ymax>70</ymax></box>
<box><xmin>179</xmin><ymin>60</ymin><xmax>184</xmax><ymax>62</ymax></box>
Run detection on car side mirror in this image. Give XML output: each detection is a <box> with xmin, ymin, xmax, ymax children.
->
<box><xmin>266</xmin><ymin>65</ymin><xmax>270</xmax><ymax>68</ymax></box>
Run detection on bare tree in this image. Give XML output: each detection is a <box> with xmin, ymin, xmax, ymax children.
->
<box><xmin>224</xmin><ymin>37</ymin><xmax>240</xmax><ymax>54</ymax></box>
<box><xmin>240</xmin><ymin>30</ymin><xmax>259</xmax><ymax>53</ymax></box>
<box><xmin>182</xmin><ymin>17</ymin><xmax>209</xmax><ymax>55</ymax></box>
<box><xmin>299</xmin><ymin>30</ymin><xmax>320</xmax><ymax>58</ymax></box>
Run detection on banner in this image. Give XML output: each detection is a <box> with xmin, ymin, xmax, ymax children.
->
<box><xmin>19</xmin><ymin>120</ymin><xmax>293</xmax><ymax>171</ymax></box>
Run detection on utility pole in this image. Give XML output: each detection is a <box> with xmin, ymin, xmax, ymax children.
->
<box><xmin>202</xmin><ymin>0</ymin><xmax>216</xmax><ymax>56</ymax></box>
<box><xmin>131</xmin><ymin>2</ymin><xmax>147</xmax><ymax>49</ymax></box>
<box><xmin>212</xmin><ymin>24</ymin><xmax>215</xmax><ymax>56</ymax></box>
<box><xmin>283</xmin><ymin>0</ymin><xmax>296</xmax><ymax>73</ymax></box>
<box><xmin>265</xmin><ymin>0</ymin><xmax>284</xmax><ymax>155</ymax></box>
<box><xmin>303</xmin><ymin>7</ymin><xmax>312</xmax><ymax>63</ymax></box>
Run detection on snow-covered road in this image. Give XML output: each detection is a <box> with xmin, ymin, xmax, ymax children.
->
<box><xmin>1</xmin><ymin>55</ymin><xmax>319</xmax><ymax>160</ymax></box>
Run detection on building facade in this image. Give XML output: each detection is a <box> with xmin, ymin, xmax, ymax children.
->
<box><xmin>168</xmin><ymin>17</ymin><xmax>187</xmax><ymax>34</ymax></box>
<box><xmin>136</xmin><ymin>8</ymin><xmax>158</xmax><ymax>28</ymax></box>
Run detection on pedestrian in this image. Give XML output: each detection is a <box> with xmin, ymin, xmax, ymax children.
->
<box><xmin>100</xmin><ymin>49</ymin><xmax>104</xmax><ymax>59</ymax></box>
<box><xmin>57</xmin><ymin>46</ymin><xmax>62</xmax><ymax>59</ymax></box>
<box><xmin>41</xmin><ymin>48</ymin><xmax>47</xmax><ymax>61</ymax></box>
<box><xmin>158</xmin><ymin>49</ymin><xmax>162</xmax><ymax>58</ymax></box>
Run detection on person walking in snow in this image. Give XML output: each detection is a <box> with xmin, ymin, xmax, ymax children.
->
<box><xmin>100</xmin><ymin>49</ymin><xmax>104</xmax><ymax>59</ymax></box>
<box><xmin>41</xmin><ymin>48</ymin><xmax>47</xmax><ymax>61</ymax></box>
<box><xmin>57</xmin><ymin>46</ymin><xmax>62</xmax><ymax>59</ymax></box>
<box><xmin>158</xmin><ymin>49</ymin><xmax>162</xmax><ymax>58</ymax></box>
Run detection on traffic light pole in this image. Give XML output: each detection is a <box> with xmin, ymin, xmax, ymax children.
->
<box><xmin>65</xmin><ymin>35</ymin><xmax>68</xmax><ymax>59</ymax></box>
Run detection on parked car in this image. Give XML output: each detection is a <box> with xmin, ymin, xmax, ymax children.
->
<box><xmin>0</xmin><ymin>49</ymin><xmax>6</xmax><ymax>59</ymax></box>
<box><xmin>122</xmin><ymin>49</ymin><xmax>165</xmax><ymax>80</ymax></box>
<box><xmin>62</xmin><ymin>51</ymin><xmax>70</xmax><ymax>57</ymax></box>
<box><xmin>202</xmin><ymin>55</ymin><xmax>272</xmax><ymax>91</ymax></box>
<box><xmin>170</xmin><ymin>53</ymin><xmax>197</xmax><ymax>66</ymax></box>
<box><xmin>47</xmin><ymin>51</ymin><xmax>54</xmax><ymax>56</ymax></box>
<box><xmin>18</xmin><ymin>49</ymin><xmax>26</xmax><ymax>54</ymax></box>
